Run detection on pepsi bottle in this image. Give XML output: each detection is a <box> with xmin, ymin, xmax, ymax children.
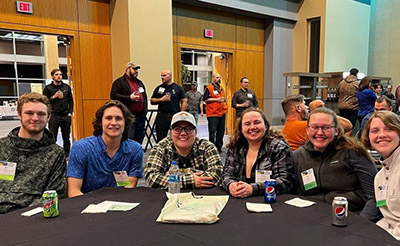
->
<box><xmin>264</xmin><ymin>179</ymin><xmax>277</xmax><ymax>203</ymax></box>
<box><xmin>168</xmin><ymin>161</ymin><xmax>180</xmax><ymax>194</ymax></box>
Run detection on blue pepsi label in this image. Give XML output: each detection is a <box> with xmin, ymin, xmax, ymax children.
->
<box><xmin>264</xmin><ymin>180</ymin><xmax>277</xmax><ymax>203</ymax></box>
<box><xmin>169</xmin><ymin>174</ymin><xmax>180</xmax><ymax>182</ymax></box>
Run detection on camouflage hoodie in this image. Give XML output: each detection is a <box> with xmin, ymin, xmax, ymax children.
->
<box><xmin>0</xmin><ymin>127</ymin><xmax>66</xmax><ymax>214</ymax></box>
<box><xmin>337</xmin><ymin>75</ymin><xmax>359</xmax><ymax>110</ymax></box>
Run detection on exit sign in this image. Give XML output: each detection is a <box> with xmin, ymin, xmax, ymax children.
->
<box><xmin>204</xmin><ymin>29</ymin><xmax>214</xmax><ymax>39</ymax></box>
<box><xmin>16</xmin><ymin>1</ymin><xmax>33</xmax><ymax>14</ymax></box>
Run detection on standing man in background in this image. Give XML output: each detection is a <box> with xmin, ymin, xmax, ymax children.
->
<box><xmin>231</xmin><ymin>76</ymin><xmax>259</xmax><ymax>118</ymax></box>
<box><xmin>185</xmin><ymin>81</ymin><xmax>203</xmax><ymax>125</ymax></box>
<box><xmin>337</xmin><ymin>68</ymin><xmax>359</xmax><ymax>127</ymax></box>
<box><xmin>110</xmin><ymin>62</ymin><xmax>148</xmax><ymax>144</ymax></box>
<box><xmin>43</xmin><ymin>68</ymin><xmax>73</xmax><ymax>157</ymax></box>
<box><xmin>151</xmin><ymin>69</ymin><xmax>187</xmax><ymax>142</ymax></box>
<box><xmin>203</xmin><ymin>73</ymin><xmax>228</xmax><ymax>152</ymax></box>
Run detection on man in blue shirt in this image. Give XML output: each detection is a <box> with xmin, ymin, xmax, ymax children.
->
<box><xmin>67</xmin><ymin>100</ymin><xmax>143</xmax><ymax>197</ymax></box>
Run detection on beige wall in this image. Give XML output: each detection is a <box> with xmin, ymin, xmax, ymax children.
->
<box><xmin>111</xmin><ymin>0</ymin><xmax>174</xmax><ymax>94</ymax></box>
<box><xmin>369</xmin><ymin>0</ymin><xmax>400</xmax><ymax>89</ymax></box>
<box><xmin>110</xmin><ymin>0</ymin><xmax>130</xmax><ymax>80</ymax></box>
<box><xmin>293</xmin><ymin>0</ymin><xmax>326</xmax><ymax>73</ymax></box>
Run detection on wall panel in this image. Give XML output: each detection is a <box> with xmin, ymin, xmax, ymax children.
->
<box><xmin>246</xmin><ymin>51</ymin><xmax>264</xmax><ymax>109</ymax></box>
<box><xmin>0</xmin><ymin>0</ymin><xmax>78</xmax><ymax>30</ymax></box>
<box><xmin>80</xmin><ymin>32</ymin><xmax>112</xmax><ymax>100</ymax></box>
<box><xmin>78</xmin><ymin>0</ymin><xmax>110</xmax><ymax>34</ymax></box>
<box><xmin>82</xmin><ymin>99</ymin><xmax>109</xmax><ymax>137</ymax></box>
<box><xmin>173</xmin><ymin>3</ymin><xmax>264</xmax><ymax>133</ymax></box>
<box><xmin>0</xmin><ymin>0</ymin><xmax>112</xmax><ymax>140</ymax></box>
<box><xmin>245</xmin><ymin>18</ymin><xmax>265</xmax><ymax>52</ymax></box>
<box><xmin>175</xmin><ymin>5</ymin><xmax>236</xmax><ymax>49</ymax></box>
<box><xmin>235</xmin><ymin>17</ymin><xmax>246</xmax><ymax>50</ymax></box>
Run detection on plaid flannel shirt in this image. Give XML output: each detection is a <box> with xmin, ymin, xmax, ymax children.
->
<box><xmin>144</xmin><ymin>137</ymin><xmax>223</xmax><ymax>189</ymax></box>
<box><xmin>222</xmin><ymin>137</ymin><xmax>296</xmax><ymax>195</ymax></box>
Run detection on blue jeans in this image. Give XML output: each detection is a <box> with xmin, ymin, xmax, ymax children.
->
<box><xmin>207</xmin><ymin>115</ymin><xmax>225</xmax><ymax>151</ymax></box>
<box><xmin>129</xmin><ymin>114</ymin><xmax>145</xmax><ymax>144</ymax></box>
<box><xmin>189</xmin><ymin>112</ymin><xmax>199</xmax><ymax>125</ymax></box>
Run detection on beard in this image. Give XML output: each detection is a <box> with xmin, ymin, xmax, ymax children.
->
<box><xmin>130</xmin><ymin>72</ymin><xmax>138</xmax><ymax>79</ymax></box>
<box><xmin>301</xmin><ymin>109</ymin><xmax>309</xmax><ymax>120</ymax></box>
<box><xmin>20</xmin><ymin>121</ymin><xmax>46</xmax><ymax>136</ymax></box>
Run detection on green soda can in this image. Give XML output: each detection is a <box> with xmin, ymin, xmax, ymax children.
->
<box><xmin>42</xmin><ymin>190</ymin><xmax>59</xmax><ymax>218</ymax></box>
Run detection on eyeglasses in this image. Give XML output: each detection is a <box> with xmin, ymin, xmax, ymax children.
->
<box><xmin>307</xmin><ymin>125</ymin><xmax>335</xmax><ymax>132</ymax></box>
<box><xmin>172</xmin><ymin>126</ymin><xmax>195</xmax><ymax>134</ymax></box>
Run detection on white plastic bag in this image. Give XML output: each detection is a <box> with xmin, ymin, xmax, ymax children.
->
<box><xmin>156</xmin><ymin>192</ymin><xmax>229</xmax><ymax>224</ymax></box>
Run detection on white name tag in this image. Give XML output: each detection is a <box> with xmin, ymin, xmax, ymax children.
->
<box><xmin>213</xmin><ymin>90</ymin><xmax>218</xmax><ymax>96</ymax></box>
<box><xmin>376</xmin><ymin>185</ymin><xmax>387</xmax><ymax>207</ymax></box>
<box><xmin>138</xmin><ymin>87</ymin><xmax>144</xmax><ymax>93</ymax></box>
<box><xmin>158</xmin><ymin>87</ymin><xmax>165</xmax><ymax>94</ymax></box>
<box><xmin>0</xmin><ymin>161</ymin><xmax>17</xmax><ymax>181</ymax></box>
<box><xmin>113</xmin><ymin>171</ymin><xmax>130</xmax><ymax>187</ymax></box>
<box><xmin>301</xmin><ymin>168</ymin><xmax>317</xmax><ymax>191</ymax></box>
<box><xmin>247</xmin><ymin>93</ymin><xmax>253</xmax><ymax>99</ymax></box>
<box><xmin>255</xmin><ymin>170</ymin><xmax>271</xmax><ymax>183</ymax></box>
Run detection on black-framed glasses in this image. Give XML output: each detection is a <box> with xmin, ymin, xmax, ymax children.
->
<box><xmin>172</xmin><ymin>126</ymin><xmax>195</xmax><ymax>134</ymax></box>
<box><xmin>307</xmin><ymin>125</ymin><xmax>335</xmax><ymax>132</ymax></box>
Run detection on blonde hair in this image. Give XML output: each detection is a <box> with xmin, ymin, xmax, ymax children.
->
<box><xmin>18</xmin><ymin>92</ymin><xmax>51</xmax><ymax>116</ymax></box>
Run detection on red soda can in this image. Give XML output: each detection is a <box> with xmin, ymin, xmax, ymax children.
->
<box><xmin>332</xmin><ymin>196</ymin><xmax>348</xmax><ymax>226</ymax></box>
<box><xmin>264</xmin><ymin>179</ymin><xmax>277</xmax><ymax>203</ymax></box>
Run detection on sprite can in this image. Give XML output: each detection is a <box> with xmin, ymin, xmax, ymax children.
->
<box><xmin>42</xmin><ymin>190</ymin><xmax>59</xmax><ymax>218</ymax></box>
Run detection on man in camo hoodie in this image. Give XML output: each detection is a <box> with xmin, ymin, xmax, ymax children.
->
<box><xmin>337</xmin><ymin>68</ymin><xmax>359</xmax><ymax>127</ymax></box>
<box><xmin>0</xmin><ymin>92</ymin><xmax>66</xmax><ymax>214</ymax></box>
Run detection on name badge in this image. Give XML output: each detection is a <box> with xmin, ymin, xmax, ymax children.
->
<box><xmin>247</xmin><ymin>93</ymin><xmax>253</xmax><ymax>99</ymax></box>
<box><xmin>158</xmin><ymin>87</ymin><xmax>165</xmax><ymax>94</ymax></box>
<box><xmin>301</xmin><ymin>168</ymin><xmax>317</xmax><ymax>191</ymax></box>
<box><xmin>213</xmin><ymin>90</ymin><xmax>218</xmax><ymax>96</ymax></box>
<box><xmin>376</xmin><ymin>185</ymin><xmax>387</xmax><ymax>207</ymax></box>
<box><xmin>138</xmin><ymin>87</ymin><xmax>144</xmax><ymax>93</ymax></box>
<box><xmin>113</xmin><ymin>171</ymin><xmax>130</xmax><ymax>187</ymax></box>
<box><xmin>255</xmin><ymin>170</ymin><xmax>271</xmax><ymax>183</ymax></box>
<box><xmin>0</xmin><ymin>161</ymin><xmax>17</xmax><ymax>181</ymax></box>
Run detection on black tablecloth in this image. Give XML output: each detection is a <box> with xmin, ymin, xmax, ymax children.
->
<box><xmin>0</xmin><ymin>187</ymin><xmax>398</xmax><ymax>246</ymax></box>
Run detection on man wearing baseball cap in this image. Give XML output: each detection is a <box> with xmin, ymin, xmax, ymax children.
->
<box><xmin>145</xmin><ymin>112</ymin><xmax>222</xmax><ymax>189</ymax></box>
<box><xmin>110</xmin><ymin>62</ymin><xmax>148</xmax><ymax>144</ymax></box>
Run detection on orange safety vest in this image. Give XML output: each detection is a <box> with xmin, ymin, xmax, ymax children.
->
<box><xmin>206</xmin><ymin>84</ymin><xmax>228</xmax><ymax>117</ymax></box>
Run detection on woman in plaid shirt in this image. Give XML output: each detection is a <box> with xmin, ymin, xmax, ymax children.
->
<box><xmin>222</xmin><ymin>108</ymin><xmax>296</xmax><ymax>198</ymax></box>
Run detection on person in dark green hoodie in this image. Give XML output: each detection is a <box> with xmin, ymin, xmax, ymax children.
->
<box><xmin>0</xmin><ymin>92</ymin><xmax>66</xmax><ymax>214</ymax></box>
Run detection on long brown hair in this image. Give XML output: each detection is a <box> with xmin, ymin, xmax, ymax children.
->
<box><xmin>358</xmin><ymin>78</ymin><xmax>370</xmax><ymax>91</ymax></box>
<box><xmin>227</xmin><ymin>108</ymin><xmax>281</xmax><ymax>149</ymax></box>
<box><xmin>308</xmin><ymin>107</ymin><xmax>374</xmax><ymax>162</ymax></box>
